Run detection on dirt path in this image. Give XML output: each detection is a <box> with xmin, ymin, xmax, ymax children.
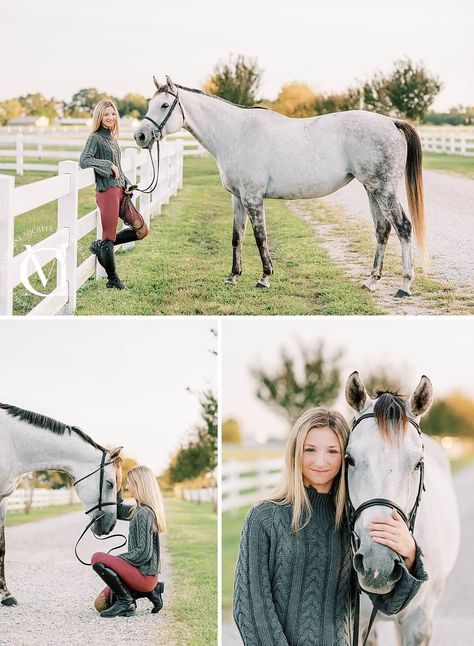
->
<box><xmin>222</xmin><ymin>462</ymin><xmax>474</xmax><ymax>645</ymax></box>
<box><xmin>322</xmin><ymin>169</ymin><xmax>474</xmax><ymax>290</ymax></box>
<box><xmin>0</xmin><ymin>511</ymin><xmax>173</xmax><ymax>646</ymax></box>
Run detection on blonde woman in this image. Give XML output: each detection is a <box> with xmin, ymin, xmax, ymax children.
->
<box><xmin>233</xmin><ymin>408</ymin><xmax>427</xmax><ymax>645</ymax></box>
<box><xmin>92</xmin><ymin>463</ymin><xmax>166</xmax><ymax>618</ymax></box>
<box><xmin>80</xmin><ymin>100</ymin><xmax>148</xmax><ymax>290</ymax></box>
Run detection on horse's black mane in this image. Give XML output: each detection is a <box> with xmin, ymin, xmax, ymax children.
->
<box><xmin>373</xmin><ymin>391</ymin><xmax>408</xmax><ymax>442</ymax></box>
<box><xmin>155</xmin><ymin>83</ymin><xmax>268</xmax><ymax>111</ymax></box>
<box><xmin>0</xmin><ymin>402</ymin><xmax>105</xmax><ymax>452</ymax></box>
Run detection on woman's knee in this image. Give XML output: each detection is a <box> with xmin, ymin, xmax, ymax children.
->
<box><xmin>91</xmin><ymin>552</ymin><xmax>109</xmax><ymax>566</ymax></box>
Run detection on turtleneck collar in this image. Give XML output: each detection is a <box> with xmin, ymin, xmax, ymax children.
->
<box><xmin>98</xmin><ymin>124</ymin><xmax>113</xmax><ymax>138</ymax></box>
<box><xmin>305</xmin><ymin>485</ymin><xmax>335</xmax><ymax>519</ymax></box>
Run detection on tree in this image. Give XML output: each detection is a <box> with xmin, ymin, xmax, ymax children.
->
<box><xmin>252</xmin><ymin>343</ymin><xmax>342</xmax><ymax>424</ymax></box>
<box><xmin>116</xmin><ymin>93</ymin><xmax>148</xmax><ymax>119</ymax></box>
<box><xmin>204</xmin><ymin>54</ymin><xmax>263</xmax><ymax>106</ymax></box>
<box><xmin>0</xmin><ymin>98</ymin><xmax>23</xmax><ymax>125</ymax></box>
<box><xmin>271</xmin><ymin>83</ymin><xmax>318</xmax><ymax>117</ymax></box>
<box><xmin>222</xmin><ymin>418</ymin><xmax>242</xmax><ymax>444</ymax></box>
<box><xmin>385</xmin><ymin>58</ymin><xmax>442</xmax><ymax>122</ymax></box>
<box><xmin>360</xmin><ymin>72</ymin><xmax>392</xmax><ymax>115</ymax></box>
<box><xmin>64</xmin><ymin>88</ymin><xmax>112</xmax><ymax>116</ymax></box>
<box><xmin>18</xmin><ymin>93</ymin><xmax>59</xmax><ymax>120</ymax></box>
<box><xmin>422</xmin><ymin>400</ymin><xmax>474</xmax><ymax>438</ymax></box>
<box><xmin>314</xmin><ymin>89</ymin><xmax>361</xmax><ymax>115</ymax></box>
<box><xmin>170</xmin><ymin>389</ymin><xmax>218</xmax><ymax>483</ymax></box>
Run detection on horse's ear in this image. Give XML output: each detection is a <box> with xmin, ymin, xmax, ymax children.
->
<box><xmin>165</xmin><ymin>75</ymin><xmax>176</xmax><ymax>92</ymax></box>
<box><xmin>109</xmin><ymin>446</ymin><xmax>123</xmax><ymax>460</ymax></box>
<box><xmin>408</xmin><ymin>376</ymin><xmax>433</xmax><ymax>417</ymax></box>
<box><xmin>153</xmin><ymin>75</ymin><xmax>160</xmax><ymax>90</ymax></box>
<box><xmin>345</xmin><ymin>371</ymin><xmax>367</xmax><ymax>412</ymax></box>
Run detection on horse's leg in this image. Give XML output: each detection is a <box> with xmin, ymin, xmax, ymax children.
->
<box><xmin>225</xmin><ymin>195</ymin><xmax>248</xmax><ymax>285</ymax></box>
<box><xmin>0</xmin><ymin>501</ymin><xmax>17</xmax><ymax>606</ymax></box>
<box><xmin>242</xmin><ymin>198</ymin><xmax>273</xmax><ymax>288</ymax></box>
<box><xmin>362</xmin><ymin>191</ymin><xmax>392</xmax><ymax>292</ymax></box>
<box><xmin>372</xmin><ymin>188</ymin><xmax>413</xmax><ymax>297</ymax></box>
<box><xmin>397</xmin><ymin>605</ymin><xmax>433</xmax><ymax>646</ymax></box>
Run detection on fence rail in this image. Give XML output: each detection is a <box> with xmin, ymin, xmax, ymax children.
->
<box><xmin>7</xmin><ymin>487</ymin><xmax>80</xmax><ymax>512</ymax></box>
<box><xmin>0</xmin><ymin>141</ymin><xmax>184</xmax><ymax>315</ymax></box>
<box><xmin>222</xmin><ymin>457</ymin><xmax>284</xmax><ymax>512</ymax></box>
<box><xmin>418</xmin><ymin>129</ymin><xmax>474</xmax><ymax>157</ymax></box>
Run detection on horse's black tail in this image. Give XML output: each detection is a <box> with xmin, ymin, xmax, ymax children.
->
<box><xmin>394</xmin><ymin>120</ymin><xmax>429</xmax><ymax>272</ymax></box>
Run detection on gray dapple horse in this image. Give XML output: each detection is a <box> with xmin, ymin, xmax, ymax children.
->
<box><xmin>134</xmin><ymin>76</ymin><xmax>427</xmax><ymax>297</ymax></box>
<box><xmin>0</xmin><ymin>402</ymin><xmax>121</xmax><ymax>606</ymax></box>
<box><xmin>345</xmin><ymin>373</ymin><xmax>460</xmax><ymax>645</ymax></box>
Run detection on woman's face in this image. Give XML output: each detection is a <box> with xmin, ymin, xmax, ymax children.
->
<box><xmin>126</xmin><ymin>476</ymin><xmax>137</xmax><ymax>499</ymax></box>
<box><xmin>301</xmin><ymin>426</ymin><xmax>343</xmax><ymax>493</ymax></box>
<box><xmin>101</xmin><ymin>106</ymin><xmax>117</xmax><ymax>129</ymax></box>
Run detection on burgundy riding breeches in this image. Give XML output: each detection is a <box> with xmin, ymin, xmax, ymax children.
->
<box><xmin>95</xmin><ymin>187</ymin><xmax>123</xmax><ymax>241</ymax></box>
<box><xmin>91</xmin><ymin>551</ymin><xmax>158</xmax><ymax>595</ymax></box>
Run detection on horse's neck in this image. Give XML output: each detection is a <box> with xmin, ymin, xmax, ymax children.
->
<box><xmin>180</xmin><ymin>90</ymin><xmax>242</xmax><ymax>158</ymax></box>
<box><xmin>9</xmin><ymin>422</ymin><xmax>101</xmax><ymax>481</ymax></box>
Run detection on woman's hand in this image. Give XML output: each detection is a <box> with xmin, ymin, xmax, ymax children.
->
<box><xmin>111</xmin><ymin>164</ymin><xmax>120</xmax><ymax>180</ymax></box>
<box><xmin>370</xmin><ymin>509</ymin><xmax>416</xmax><ymax>571</ymax></box>
<box><xmin>124</xmin><ymin>185</ymin><xmax>134</xmax><ymax>195</ymax></box>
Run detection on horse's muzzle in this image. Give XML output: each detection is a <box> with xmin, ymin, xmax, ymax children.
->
<box><xmin>353</xmin><ymin>550</ymin><xmax>403</xmax><ymax>594</ymax></box>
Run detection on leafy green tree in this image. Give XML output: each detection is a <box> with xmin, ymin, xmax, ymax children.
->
<box><xmin>0</xmin><ymin>98</ymin><xmax>23</xmax><ymax>125</ymax></box>
<box><xmin>385</xmin><ymin>58</ymin><xmax>442</xmax><ymax>122</ymax></box>
<box><xmin>252</xmin><ymin>343</ymin><xmax>342</xmax><ymax>424</ymax></box>
<box><xmin>422</xmin><ymin>400</ymin><xmax>474</xmax><ymax>438</ymax></box>
<box><xmin>204</xmin><ymin>54</ymin><xmax>263</xmax><ymax>106</ymax></box>
<box><xmin>361</xmin><ymin>72</ymin><xmax>392</xmax><ymax>115</ymax></box>
<box><xmin>64</xmin><ymin>88</ymin><xmax>112</xmax><ymax>116</ymax></box>
<box><xmin>117</xmin><ymin>93</ymin><xmax>148</xmax><ymax>119</ymax></box>
<box><xmin>18</xmin><ymin>93</ymin><xmax>59</xmax><ymax>120</ymax></box>
<box><xmin>222</xmin><ymin>418</ymin><xmax>242</xmax><ymax>444</ymax></box>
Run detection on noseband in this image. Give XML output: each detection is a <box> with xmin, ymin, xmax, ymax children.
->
<box><xmin>346</xmin><ymin>413</ymin><xmax>425</xmax><ymax>646</ymax></box>
<box><xmin>73</xmin><ymin>451</ymin><xmax>126</xmax><ymax>566</ymax></box>
<box><xmin>132</xmin><ymin>89</ymin><xmax>185</xmax><ymax>196</ymax></box>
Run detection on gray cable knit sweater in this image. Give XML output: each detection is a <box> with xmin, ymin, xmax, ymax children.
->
<box><xmin>79</xmin><ymin>125</ymin><xmax>130</xmax><ymax>192</ymax></box>
<box><xmin>233</xmin><ymin>487</ymin><xmax>428</xmax><ymax>646</ymax></box>
<box><xmin>116</xmin><ymin>493</ymin><xmax>160</xmax><ymax>576</ymax></box>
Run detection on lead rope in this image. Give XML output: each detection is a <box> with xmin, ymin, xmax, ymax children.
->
<box><xmin>74</xmin><ymin>512</ymin><xmax>127</xmax><ymax>567</ymax></box>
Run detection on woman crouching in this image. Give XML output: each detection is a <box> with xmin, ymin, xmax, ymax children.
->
<box><xmin>92</xmin><ymin>463</ymin><xmax>165</xmax><ymax>617</ymax></box>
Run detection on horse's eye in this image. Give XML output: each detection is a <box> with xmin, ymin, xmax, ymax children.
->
<box><xmin>106</xmin><ymin>480</ymin><xmax>114</xmax><ymax>489</ymax></box>
<box><xmin>161</xmin><ymin>103</ymin><xmax>169</xmax><ymax>109</ymax></box>
<box><xmin>345</xmin><ymin>454</ymin><xmax>355</xmax><ymax>466</ymax></box>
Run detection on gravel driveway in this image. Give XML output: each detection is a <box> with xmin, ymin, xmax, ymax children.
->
<box><xmin>222</xmin><ymin>461</ymin><xmax>474</xmax><ymax>645</ymax></box>
<box><xmin>322</xmin><ymin>170</ymin><xmax>474</xmax><ymax>290</ymax></box>
<box><xmin>0</xmin><ymin>511</ymin><xmax>172</xmax><ymax>646</ymax></box>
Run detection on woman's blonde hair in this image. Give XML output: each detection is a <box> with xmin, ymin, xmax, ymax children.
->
<box><xmin>91</xmin><ymin>99</ymin><xmax>120</xmax><ymax>138</ymax></box>
<box><xmin>268</xmin><ymin>408</ymin><xmax>350</xmax><ymax>533</ymax></box>
<box><xmin>127</xmin><ymin>465</ymin><xmax>167</xmax><ymax>533</ymax></box>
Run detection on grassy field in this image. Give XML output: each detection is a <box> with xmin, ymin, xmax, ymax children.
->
<box><xmin>5</xmin><ymin>503</ymin><xmax>82</xmax><ymax>526</ymax></box>
<box><xmin>160</xmin><ymin>498</ymin><xmax>217</xmax><ymax>646</ymax></box>
<box><xmin>423</xmin><ymin>152</ymin><xmax>474</xmax><ymax>179</ymax></box>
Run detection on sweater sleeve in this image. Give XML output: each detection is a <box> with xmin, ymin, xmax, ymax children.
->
<box><xmin>233</xmin><ymin>506</ymin><xmax>290</xmax><ymax>646</ymax></box>
<box><xmin>80</xmin><ymin>134</ymin><xmax>114</xmax><ymax>177</ymax></box>
<box><xmin>119</xmin><ymin>508</ymin><xmax>156</xmax><ymax>566</ymax></box>
<box><xmin>369</xmin><ymin>543</ymin><xmax>428</xmax><ymax>616</ymax></box>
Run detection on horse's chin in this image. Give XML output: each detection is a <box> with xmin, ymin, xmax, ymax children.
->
<box><xmin>357</xmin><ymin>561</ymin><xmax>403</xmax><ymax>595</ymax></box>
<box><xmin>93</xmin><ymin>515</ymin><xmax>116</xmax><ymax>537</ymax></box>
<box><xmin>358</xmin><ymin>577</ymin><xmax>396</xmax><ymax>595</ymax></box>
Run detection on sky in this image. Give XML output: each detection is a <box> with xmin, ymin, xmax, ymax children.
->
<box><xmin>0</xmin><ymin>318</ymin><xmax>217</xmax><ymax>473</ymax></box>
<box><xmin>222</xmin><ymin>317</ymin><xmax>474</xmax><ymax>441</ymax></box>
<box><xmin>1</xmin><ymin>0</ymin><xmax>472</xmax><ymax>111</ymax></box>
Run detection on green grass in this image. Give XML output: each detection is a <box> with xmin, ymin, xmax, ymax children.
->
<box><xmin>161</xmin><ymin>498</ymin><xmax>217</xmax><ymax>646</ymax></box>
<box><xmin>222</xmin><ymin>507</ymin><xmax>249</xmax><ymax>619</ymax></box>
<box><xmin>5</xmin><ymin>503</ymin><xmax>82</xmax><ymax>527</ymax></box>
<box><xmin>423</xmin><ymin>152</ymin><xmax>474</xmax><ymax>179</ymax></box>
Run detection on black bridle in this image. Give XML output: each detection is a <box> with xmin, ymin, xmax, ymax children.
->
<box><xmin>73</xmin><ymin>451</ymin><xmax>126</xmax><ymax>566</ymax></box>
<box><xmin>346</xmin><ymin>413</ymin><xmax>425</xmax><ymax>646</ymax></box>
<box><xmin>130</xmin><ymin>89</ymin><xmax>185</xmax><ymax>196</ymax></box>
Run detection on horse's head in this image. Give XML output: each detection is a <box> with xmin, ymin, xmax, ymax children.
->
<box><xmin>74</xmin><ymin>446</ymin><xmax>123</xmax><ymax>537</ymax></box>
<box><xmin>344</xmin><ymin>371</ymin><xmax>432</xmax><ymax>594</ymax></box>
<box><xmin>134</xmin><ymin>75</ymin><xmax>185</xmax><ymax>149</ymax></box>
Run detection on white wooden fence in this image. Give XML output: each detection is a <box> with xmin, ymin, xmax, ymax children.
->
<box><xmin>222</xmin><ymin>457</ymin><xmax>284</xmax><ymax>512</ymax></box>
<box><xmin>0</xmin><ymin>141</ymin><xmax>184</xmax><ymax>315</ymax></box>
<box><xmin>418</xmin><ymin>129</ymin><xmax>474</xmax><ymax>156</ymax></box>
<box><xmin>0</xmin><ymin>130</ymin><xmax>206</xmax><ymax>175</ymax></box>
<box><xmin>7</xmin><ymin>487</ymin><xmax>79</xmax><ymax>512</ymax></box>
<box><xmin>180</xmin><ymin>487</ymin><xmax>217</xmax><ymax>504</ymax></box>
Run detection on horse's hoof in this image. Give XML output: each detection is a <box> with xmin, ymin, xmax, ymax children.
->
<box><xmin>225</xmin><ymin>276</ymin><xmax>237</xmax><ymax>286</ymax></box>
<box><xmin>255</xmin><ymin>280</ymin><xmax>269</xmax><ymax>289</ymax></box>
<box><xmin>361</xmin><ymin>283</ymin><xmax>375</xmax><ymax>292</ymax></box>
<box><xmin>1</xmin><ymin>596</ymin><xmax>18</xmax><ymax>606</ymax></box>
<box><xmin>394</xmin><ymin>289</ymin><xmax>410</xmax><ymax>298</ymax></box>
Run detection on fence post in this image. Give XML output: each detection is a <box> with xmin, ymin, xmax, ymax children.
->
<box><xmin>0</xmin><ymin>174</ymin><xmax>15</xmax><ymax>315</ymax></box>
<box><xmin>178</xmin><ymin>140</ymin><xmax>184</xmax><ymax>189</ymax></box>
<box><xmin>16</xmin><ymin>133</ymin><xmax>24</xmax><ymax>176</ymax></box>
<box><xmin>57</xmin><ymin>161</ymin><xmax>79</xmax><ymax>314</ymax></box>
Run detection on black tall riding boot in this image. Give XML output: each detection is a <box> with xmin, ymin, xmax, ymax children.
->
<box><xmin>114</xmin><ymin>227</ymin><xmax>139</xmax><ymax>246</ymax></box>
<box><xmin>97</xmin><ymin>239</ymin><xmax>126</xmax><ymax>290</ymax></box>
<box><xmin>146</xmin><ymin>581</ymin><xmax>164</xmax><ymax>614</ymax></box>
<box><xmin>92</xmin><ymin>563</ymin><xmax>136</xmax><ymax>618</ymax></box>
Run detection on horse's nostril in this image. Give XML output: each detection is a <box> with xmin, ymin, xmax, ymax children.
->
<box><xmin>353</xmin><ymin>552</ymin><xmax>364</xmax><ymax>574</ymax></box>
<box><xmin>138</xmin><ymin>132</ymin><xmax>145</xmax><ymax>141</ymax></box>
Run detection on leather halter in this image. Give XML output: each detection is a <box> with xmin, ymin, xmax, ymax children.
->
<box><xmin>346</xmin><ymin>412</ymin><xmax>425</xmax><ymax>646</ymax></box>
<box><xmin>131</xmin><ymin>89</ymin><xmax>185</xmax><ymax>196</ymax></box>
<box><xmin>73</xmin><ymin>451</ymin><xmax>126</xmax><ymax>566</ymax></box>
